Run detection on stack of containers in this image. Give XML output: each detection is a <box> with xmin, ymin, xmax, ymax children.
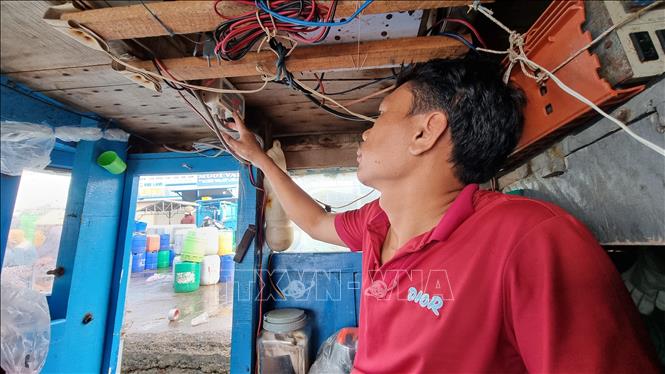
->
<box><xmin>157</xmin><ymin>250</ymin><xmax>170</xmax><ymax>269</ymax></box>
<box><xmin>181</xmin><ymin>230</ymin><xmax>205</xmax><ymax>263</ymax></box>
<box><xmin>145</xmin><ymin>251</ymin><xmax>158</xmax><ymax>270</ymax></box>
<box><xmin>174</xmin><ymin>229</ymin><xmax>204</xmax><ymax>293</ymax></box>
<box><xmin>157</xmin><ymin>233</ymin><xmax>171</xmax><ymax>268</ymax></box>
<box><xmin>159</xmin><ymin>233</ymin><xmax>170</xmax><ymax>250</ymax></box>
<box><xmin>174</xmin><ymin>262</ymin><xmax>200</xmax><ymax>293</ymax></box>
<box><xmin>131</xmin><ymin>232</ymin><xmax>147</xmax><ymax>273</ymax></box>
<box><xmin>220</xmin><ymin>255</ymin><xmax>234</xmax><ymax>282</ymax></box>
<box><xmin>145</xmin><ymin>233</ymin><xmax>160</xmax><ymax>270</ymax></box>
<box><xmin>146</xmin><ymin>234</ymin><xmax>160</xmax><ymax>252</ymax></box>
<box><xmin>218</xmin><ymin>230</ymin><xmax>235</xmax><ymax>282</ymax></box>
<box><xmin>200</xmin><ymin>227</ymin><xmax>221</xmax><ymax>285</ymax></box>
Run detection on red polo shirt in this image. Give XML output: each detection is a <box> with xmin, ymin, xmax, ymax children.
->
<box><xmin>334</xmin><ymin>184</ymin><xmax>657</xmax><ymax>373</ymax></box>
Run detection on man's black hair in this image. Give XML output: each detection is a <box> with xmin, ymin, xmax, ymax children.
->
<box><xmin>396</xmin><ymin>56</ymin><xmax>526</xmax><ymax>184</ymax></box>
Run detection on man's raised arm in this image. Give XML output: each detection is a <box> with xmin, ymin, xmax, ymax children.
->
<box><xmin>221</xmin><ymin>113</ymin><xmax>345</xmax><ymax>247</ymax></box>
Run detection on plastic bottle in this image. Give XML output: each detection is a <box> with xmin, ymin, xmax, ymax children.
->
<box><xmin>264</xmin><ymin>140</ymin><xmax>294</xmax><ymax>251</ymax></box>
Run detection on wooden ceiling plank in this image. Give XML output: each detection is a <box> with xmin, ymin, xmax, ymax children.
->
<box><xmin>130</xmin><ymin>36</ymin><xmax>468</xmax><ymax>80</ymax></box>
<box><xmin>230</xmin><ymin>68</ymin><xmax>395</xmax><ymax>84</ymax></box>
<box><xmin>1</xmin><ymin>2</ymin><xmax>110</xmax><ymax>72</ymax></box>
<box><xmin>239</xmin><ymin>82</ymin><xmax>394</xmax><ymax>107</ymax></box>
<box><xmin>4</xmin><ymin>65</ymin><xmax>129</xmax><ymax>91</ymax></box>
<box><xmin>60</xmin><ymin>1</ymin><xmax>486</xmax><ymax>41</ymax></box>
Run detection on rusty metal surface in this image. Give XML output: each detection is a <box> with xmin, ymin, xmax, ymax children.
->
<box><xmin>501</xmin><ymin>80</ymin><xmax>665</xmax><ymax>245</ymax></box>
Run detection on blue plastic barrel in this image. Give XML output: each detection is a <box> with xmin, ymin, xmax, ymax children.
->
<box><xmin>134</xmin><ymin>221</ymin><xmax>148</xmax><ymax>233</ymax></box>
<box><xmin>220</xmin><ymin>255</ymin><xmax>234</xmax><ymax>282</ymax></box>
<box><xmin>159</xmin><ymin>234</ymin><xmax>170</xmax><ymax>250</ymax></box>
<box><xmin>131</xmin><ymin>234</ymin><xmax>147</xmax><ymax>254</ymax></box>
<box><xmin>145</xmin><ymin>251</ymin><xmax>158</xmax><ymax>270</ymax></box>
<box><xmin>131</xmin><ymin>252</ymin><xmax>145</xmax><ymax>273</ymax></box>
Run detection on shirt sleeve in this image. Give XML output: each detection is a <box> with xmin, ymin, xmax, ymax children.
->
<box><xmin>333</xmin><ymin>200</ymin><xmax>378</xmax><ymax>252</ymax></box>
<box><xmin>503</xmin><ymin>214</ymin><xmax>659</xmax><ymax>373</ymax></box>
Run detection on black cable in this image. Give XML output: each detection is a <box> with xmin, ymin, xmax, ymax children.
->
<box><xmin>322</xmin><ymin>76</ymin><xmax>395</xmax><ymax>95</ymax></box>
<box><xmin>139</xmin><ymin>0</ymin><xmax>208</xmax><ymax>46</ymax></box>
<box><xmin>151</xmin><ymin>60</ymin><xmax>189</xmax><ymax>91</ymax></box>
<box><xmin>267</xmin><ymin>39</ymin><xmax>372</xmax><ymax>122</ymax></box>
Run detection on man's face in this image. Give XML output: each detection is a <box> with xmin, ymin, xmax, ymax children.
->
<box><xmin>356</xmin><ymin>84</ymin><xmax>420</xmax><ymax>188</ymax></box>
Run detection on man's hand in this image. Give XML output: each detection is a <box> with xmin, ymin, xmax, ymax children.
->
<box><xmin>221</xmin><ymin>112</ymin><xmax>270</xmax><ymax>168</ymax></box>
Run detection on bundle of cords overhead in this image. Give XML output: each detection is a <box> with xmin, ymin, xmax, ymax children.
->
<box><xmin>213</xmin><ymin>0</ymin><xmax>339</xmax><ymax>61</ymax></box>
<box><xmin>265</xmin><ymin>37</ymin><xmax>376</xmax><ymax>122</ymax></box>
<box><xmin>152</xmin><ymin>58</ymin><xmax>251</xmax><ymax>164</ymax></box>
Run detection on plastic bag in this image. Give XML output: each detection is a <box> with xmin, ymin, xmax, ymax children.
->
<box><xmin>0</xmin><ymin>122</ymin><xmax>55</xmax><ymax>176</ymax></box>
<box><xmin>623</xmin><ymin>251</ymin><xmax>665</xmax><ymax>315</ymax></box>
<box><xmin>0</xmin><ymin>284</ymin><xmax>51</xmax><ymax>373</ymax></box>
<box><xmin>103</xmin><ymin>128</ymin><xmax>130</xmax><ymax>142</ymax></box>
<box><xmin>54</xmin><ymin>126</ymin><xmax>102</xmax><ymax>142</ymax></box>
<box><xmin>309</xmin><ymin>327</ymin><xmax>358</xmax><ymax>374</ymax></box>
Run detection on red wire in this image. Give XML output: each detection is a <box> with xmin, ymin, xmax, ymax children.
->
<box><xmin>214</xmin><ymin>0</ymin><xmax>335</xmax><ymax>58</ymax></box>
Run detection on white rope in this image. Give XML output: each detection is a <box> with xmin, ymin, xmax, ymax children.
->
<box><xmin>469</xmin><ymin>1</ymin><xmax>665</xmax><ymax>158</ymax></box>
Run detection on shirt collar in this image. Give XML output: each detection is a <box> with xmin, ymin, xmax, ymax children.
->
<box><xmin>428</xmin><ymin>183</ymin><xmax>478</xmax><ymax>243</ymax></box>
<box><xmin>366</xmin><ymin>184</ymin><xmax>479</xmax><ymax>255</ymax></box>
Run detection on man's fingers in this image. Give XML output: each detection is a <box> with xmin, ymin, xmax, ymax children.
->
<box><xmin>230</xmin><ymin>111</ymin><xmax>248</xmax><ymax>134</ymax></box>
<box><xmin>220</xmin><ymin>132</ymin><xmax>238</xmax><ymax>149</ymax></box>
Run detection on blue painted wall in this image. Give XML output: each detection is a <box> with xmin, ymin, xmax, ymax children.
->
<box><xmin>267</xmin><ymin>252</ymin><xmax>362</xmax><ymax>358</ymax></box>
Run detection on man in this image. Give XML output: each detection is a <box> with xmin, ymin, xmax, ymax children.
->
<box><xmin>222</xmin><ymin>57</ymin><xmax>658</xmax><ymax>373</ymax></box>
<box><xmin>180</xmin><ymin>206</ymin><xmax>195</xmax><ymax>224</ymax></box>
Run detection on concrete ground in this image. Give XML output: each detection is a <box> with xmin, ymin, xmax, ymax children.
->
<box><xmin>120</xmin><ymin>268</ymin><xmax>233</xmax><ymax>373</ymax></box>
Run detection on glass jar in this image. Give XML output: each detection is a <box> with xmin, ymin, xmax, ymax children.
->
<box><xmin>257</xmin><ymin>308</ymin><xmax>311</xmax><ymax>374</ymax></box>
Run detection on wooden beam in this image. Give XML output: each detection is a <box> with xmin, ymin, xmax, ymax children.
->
<box><xmin>129</xmin><ymin>35</ymin><xmax>468</xmax><ymax>80</ymax></box>
<box><xmin>280</xmin><ymin>133</ymin><xmax>362</xmax><ymax>169</ymax></box>
<box><xmin>60</xmin><ymin>1</ymin><xmax>487</xmax><ymax>41</ymax></box>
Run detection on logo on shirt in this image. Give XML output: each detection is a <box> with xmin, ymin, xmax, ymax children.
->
<box><xmin>407</xmin><ymin>287</ymin><xmax>444</xmax><ymax>316</ymax></box>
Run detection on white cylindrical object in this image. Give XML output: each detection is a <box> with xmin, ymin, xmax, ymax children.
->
<box><xmin>264</xmin><ymin>140</ymin><xmax>294</xmax><ymax>251</ymax></box>
<box><xmin>200</xmin><ymin>255</ymin><xmax>221</xmax><ymax>285</ymax></box>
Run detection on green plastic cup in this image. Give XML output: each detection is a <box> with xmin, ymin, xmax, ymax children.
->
<box><xmin>97</xmin><ymin>151</ymin><xmax>126</xmax><ymax>174</ymax></box>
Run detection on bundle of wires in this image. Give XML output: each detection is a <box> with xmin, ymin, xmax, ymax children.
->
<box><xmin>213</xmin><ymin>0</ymin><xmax>338</xmax><ymax>61</ymax></box>
<box><xmin>152</xmin><ymin>58</ymin><xmax>250</xmax><ymax>163</ymax></box>
<box><xmin>266</xmin><ymin>38</ymin><xmax>371</xmax><ymax>122</ymax></box>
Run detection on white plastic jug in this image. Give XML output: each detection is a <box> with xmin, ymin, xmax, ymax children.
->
<box><xmin>197</xmin><ymin>227</ymin><xmax>219</xmax><ymax>255</ymax></box>
<box><xmin>200</xmin><ymin>255</ymin><xmax>220</xmax><ymax>285</ymax></box>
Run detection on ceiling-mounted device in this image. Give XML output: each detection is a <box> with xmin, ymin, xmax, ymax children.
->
<box><xmin>201</xmin><ymin>78</ymin><xmax>246</xmax><ymax>123</ymax></box>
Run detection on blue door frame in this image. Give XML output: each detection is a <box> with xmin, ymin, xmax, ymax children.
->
<box><xmin>1</xmin><ymin>76</ymin><xmax>129</xmax><ymax>373</ymax></box>
<box><xmin>103</xmin><ymin>151</ymin><xmax>261</xmax><ymax>373</ymax></box>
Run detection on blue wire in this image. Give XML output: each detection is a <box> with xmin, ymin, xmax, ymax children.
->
<box><xmin>438</xmin><ymin>32</ymin><xmax>476</xmax><ymax>50</ymax></box>
<box><xmin>255</xmin><ymin>0</ymin><xmax>374</xmax><ymax>27</ymax></box>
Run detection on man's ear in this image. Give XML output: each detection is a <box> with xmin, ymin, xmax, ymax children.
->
<box><xmin>408</xmin><ymin>112</ymin><xmax>448</xmax><ymax>156</ymax></box>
